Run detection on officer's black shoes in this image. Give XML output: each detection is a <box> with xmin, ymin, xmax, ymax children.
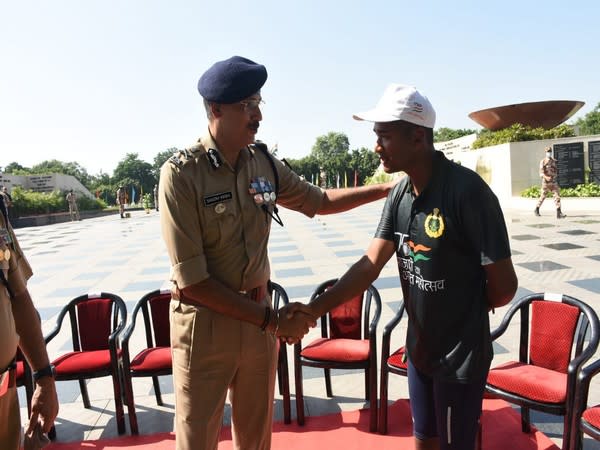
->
<box><xmin>557</xmin><ymin>208</ymin><xmax>566</xmax><ymax>219</ymax></box>
<box><xmin>534</xmin><ymin>207</ymin><xmax>540</xmax><ymax>217</ymax></box>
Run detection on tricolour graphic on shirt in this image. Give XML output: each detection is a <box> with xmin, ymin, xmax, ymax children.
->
<box><xmin>394</xmin><ymin>232</ymin><xmax>445</xmax><ymax>293</ymax></box>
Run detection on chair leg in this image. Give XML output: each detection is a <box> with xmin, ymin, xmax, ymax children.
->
<box><xmin>365</xmin><ymin>368</ymin><xmax>370</xmax><ymax>400</ymax></box>
<box><xmin>294</xmin><ymin>361</ymin><xmax>305</xmax><ymax>426</ymax></box>
<box><xmin>378</xmin><ymin>366</ymin><xmax>389</xmax><ymax>435</ymax></box>
<box><xmin>368</xmin><ymin>365</ymin><xmax>377</xmax><ymax>433</ymax></box>
<box><xmin>123</xmin><ymin>372</ymin><xmax>139</xmax><ymax>435</ymax></box>
<box><xmin>477</xmin><ymin>417</ymin><xmax>482</xmax><ymax>450</ymax></box>
<box><xmin>278</xmin><ymin>348</ymin><xmax>291</xmax><ymax>424</ymax></box>
<box><xmin>152</xmin><ymin>376</ymin><xmax>163</xmax><ymax>406</ymax></box>
<box><xmin>325</xmin><ymin>368</ymin><xmax>332</xmax><ymax>397</ymax></box>
<box><xmin>111</xmin><ymin>369</ymin><xmax>126</xmax><ymax>434</ymax></box>
<box><xmin>561</xmin><ymin>414</ymin><xmax>571</xmax><ymax>450</ymax></box>
<box><xmin>79</xmin><ymin>378</ymin><xmax>91</xmax><ymax>408</ymax></box>
<box><xmin>48</xmin><ymin>425</ymin><xmax>56</xmax><ymax>440</ymax></box>
<box><xmin>520</xmin><ymin>407</ymin><xmax>531</xmax><ymax>433</ymax></box>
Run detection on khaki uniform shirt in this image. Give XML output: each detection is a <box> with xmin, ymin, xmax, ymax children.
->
<box><xmin>0</xmin><ymin>213</ymin><xmax>33</xmax><ymax>370</ymax></box>
<box><xmin>540</xmin><ymin>156</ymin><xmax>558</xmax><ymax>183</ymax></box>
<box><xmin>159</xmin><ymin>133</ymin><xmax>324</xmax><ymax>292</ymax></box>
<box><xmin>66</xmin><ymin>192</ymin><xmax>77</xmax><ymax>205</ymax></box>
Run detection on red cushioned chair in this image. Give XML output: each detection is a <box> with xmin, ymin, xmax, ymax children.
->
<box><xmin>45</xmin><ymin>292</ymin><xmax>128</xmax><ymax>436</ymax></box>
<box><xmin>570</xmin><ymin>357</ymin><xmax>600</xmax><ymax>450</ymax></box>
<box><xmin>294</xmin><ymin>278</ymin><xmax>381</xmax><ymax>432</ymax></box>
<box><xmin>15</xmin><ymin>346</ymin><xmax>34</xmax><ymax>415</ymax></box>
<box><xmin>271</xmin><ymin>281</ymin><xmax>292</xmax><ymax>424</ymax></box>
<box><xmin>485</xmin><ymin>293</ymin><xmax>600</xmax><ymax>450</ymax></box>
<box><xmin>121</xmin><ymin>289</ymin><xmax>172</xmax><ymax>435</ymax></box>
<box><xmin>378</xmin><ymin>301</ymin><xmax>407</xmax><ymax>435</ymax></box>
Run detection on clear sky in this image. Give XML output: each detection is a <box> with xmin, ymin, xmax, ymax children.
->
<box><xmin>1</xmin><ymin>0</ymin><xmax>599</xmax><ymax>175</ymax></box>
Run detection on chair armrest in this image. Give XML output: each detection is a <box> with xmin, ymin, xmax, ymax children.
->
<box><xmin>489</xmin><ymin>297</ymin><xmax>526</xmax><ymax>341</ymax></box>
<box><xmin>381</xmin><ymin>304</ymin><xmax>405</xmax><ymax>361</ymax></box>
<box><xmin>120</xmin><ymin>300</ymin><xmax>144</xmax><ymax>346</ymax></box>
<box><xmin>44</xmin><ymin>305</ymin><xmax>71</xmax><ymax>344</ymax></box>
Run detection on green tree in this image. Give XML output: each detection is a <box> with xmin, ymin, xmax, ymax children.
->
<box><xmin>153</xmin><ymin>148</ymin><xmax>178</xmax><ymax>181</ymax></box>
<box><xmin>574</xmin><ymin>102</ymin><xmax>600</xmax><ymax>136</ymax></box>
<box><xmin>310</xmin><ymin>132</ymin><xmax>351</xmax><ymax>187</ymax></box>
<box><xmin>112</xmin><ymin>153</ymin><xmax>154</xmax><ymax>202</ymax></box>
<box><xmin>2</xmin><ymin>162</ymin><xmax>27</xmax><ymax>174</ymax></box>
<box><xmin>286</xmin><ymin>155</ymin><xmax>320</xmax><ymax>182</ymax></box>
<box><xmin>434</xmin><ymin>127</ymin><xmax>476</xmax><ymax>143</ymax></box>
<box><xmin>349</xmin><ymin>147</ymin><xmax>380</xmax><ymax>186</ymax></box>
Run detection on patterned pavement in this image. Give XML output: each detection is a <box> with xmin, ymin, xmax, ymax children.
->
<box><xmin>14</xmin><ymin>196</ymin><xmax>600</xmax><ymax>448</ymax></box>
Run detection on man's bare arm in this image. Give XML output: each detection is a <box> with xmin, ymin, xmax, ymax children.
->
<box><xmin>484</xmin><ymin>257</ymin><xmax>518</xmax><ymax>309</ymax></box>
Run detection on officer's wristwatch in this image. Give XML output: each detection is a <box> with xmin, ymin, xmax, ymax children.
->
<box><xmin>33</xmin><ymin>364</ymin><xmax>56</xmax><ymax>382</ymax></box>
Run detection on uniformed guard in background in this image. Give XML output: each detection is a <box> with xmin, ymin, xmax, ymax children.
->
<box><xmin>0</xmin><ymin>198</ymin><xmax>59</xmax><ymax>449</ymax></box>
<box><xmin>65</xmin><ymin>189</ymin><xmax>80</xmax><ymax>221</ymax></box>
<box><xmin>159</xmin><ymin>55</ymin><xmax>396</xmax><ymax>450</ymax></box>
<box><xmin>116</xmin><ymin>186</ymin><xmax>126</xmax><ymax>218</ymax></box>
<box><xmin>535</xmin><ymin>146</ymin><xmax>566</xmax><ymax>218</ymax></box>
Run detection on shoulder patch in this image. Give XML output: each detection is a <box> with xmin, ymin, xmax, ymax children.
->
<box><xmin>168</xmin><ymin>145</ymin><xmax>203</xmax><ymax>168</ymax></box>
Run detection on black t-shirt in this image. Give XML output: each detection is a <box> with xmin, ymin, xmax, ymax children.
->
<box><xmin>375</xmin><ymin>151</ymin><xmax>511</xmax><ymax>382</ymax></box>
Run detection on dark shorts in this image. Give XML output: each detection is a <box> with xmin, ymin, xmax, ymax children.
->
<box><xmin>407</xmin><ymin>359</ymin><xmax>486</xmax><ymax>450</ymax></box>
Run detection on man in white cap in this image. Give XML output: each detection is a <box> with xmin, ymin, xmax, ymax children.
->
<box><xmin>300</xmin><ymin>84</ymin><xmax>518</xmax><ymax>450</ymax></box>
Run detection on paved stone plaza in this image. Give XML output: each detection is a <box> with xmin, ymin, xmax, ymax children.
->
<box><xmin>15</xmin><ymin>196</ymin><xmax>600</xmax><ymax>448</ymax></box>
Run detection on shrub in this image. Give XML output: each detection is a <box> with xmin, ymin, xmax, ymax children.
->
<box><xmin>473</xmin><ymin>124</ymin><xmax>575</xmax><ymax>149</ymax></box>
<box><xmin>521</xmin><ymin>183</ymin><xmax>600</xmax><ymax>198</ymax></box>
<box><xmin>10</xmin><ymin>187</ymin><xmax>106</xmax><ymax>217</ymax></box>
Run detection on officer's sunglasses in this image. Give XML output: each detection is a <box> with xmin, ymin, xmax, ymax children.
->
<box><xmin>238</xmin><ymin>98</ymin><xmax>265</xmax><ymax>112</ymax></box>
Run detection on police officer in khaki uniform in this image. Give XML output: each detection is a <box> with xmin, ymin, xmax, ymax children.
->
<box><xmin>159</xmin><ymin>55</ymin><xmax>395</xmax><ymax>450</ymax></box>
<box><xmin>116</xmin><ymin>186</ymin><xmax>127</xmax><ymax>218</ymax></box>
<box><xmin>0</xmin><ymin>206</ymin><xmax>59</xmax><ymax>449</ymax></box>
<box><xmin>535</xmin><ymin>145</ymin><xmax>566</xmax><ymax>219</ymax></box>
<box><xmin>65</xmin><ymin>190</ymin><xmax>80</xmax><ymax>221</ymax></box>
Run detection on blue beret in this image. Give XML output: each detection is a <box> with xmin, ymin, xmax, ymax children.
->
<box><xmin>198</xmin><ymin>56</ymin><xmax>267</xmax><ymax>104</ymax></box>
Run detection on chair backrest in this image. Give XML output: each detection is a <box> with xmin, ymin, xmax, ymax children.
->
<box><xmin>145</xmin><ymin>290</ymin><xmax>172</xmax><ymax>348</ymax></box>
<box><xmin>508</xmin><ymin>294</ymin><xmax>600</xmax><ymax>374</ymax></box>
<box><xmin>530</xmin><ymin>300</ymin><xmax>580</xmax><ymax>372</ymax></box>
<box><xmin>67</xmin><ymin>293</ymin><xmax>127</xmax><ymax>351</ymax></box>
<box><xmin>310</xmin><ymin>278</ymin><xmax>381</xmax><ymax>340</ymax></box>
<box><xmin>270</xmin><ymin>281</ymin><xmax>289</xmax><ymax>310</ymax></box>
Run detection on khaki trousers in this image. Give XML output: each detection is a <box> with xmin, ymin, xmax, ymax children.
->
<box><xmin>0</xmin><ymin>386</ymin><xmax>21</xmax><ymax>450</ymax></box>
<box><xmin>170</xmin><ymin>299</ymin><xmax>278</xmax><ymax>450</ymax></box>
<box><xmin>536</xmin><ymin>181</ymin><xmax>562</xmax><ymax>209</ymax></box>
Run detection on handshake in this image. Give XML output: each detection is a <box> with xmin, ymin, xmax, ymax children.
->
<box><xmin>274</xmin><ymin>302</ymin><xmax>319</xmax><ymax>345</ymax></box>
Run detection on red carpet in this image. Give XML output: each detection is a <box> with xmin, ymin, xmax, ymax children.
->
<box><xmin>46</xmin><ymin>399</ymin><xmax>559</xmax><ymax>449</ymax></box>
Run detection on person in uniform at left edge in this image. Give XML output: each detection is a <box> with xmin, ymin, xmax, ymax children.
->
<box><xmin>0</xmin><ymin>196</ymin><xmax>59</xmax><ymax>449</ymax></box>
<box><xmin>159</xmin><ymin>55</ymin><xmax>396</xmax><ymax>450</ymax></box>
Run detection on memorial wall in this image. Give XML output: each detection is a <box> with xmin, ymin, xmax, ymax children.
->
<box><xmin>437</xmin><ymin>134</ymin><xmax>600</xmax><ymax>202</ymax></box>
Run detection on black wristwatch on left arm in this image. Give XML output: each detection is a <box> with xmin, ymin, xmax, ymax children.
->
<box><xmin>33</xmin><ymin>364</ymin><xmax>56</xmax><ymax>382</ymax></box>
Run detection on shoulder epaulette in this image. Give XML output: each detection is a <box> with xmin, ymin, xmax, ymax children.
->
<box><xmin>168</xmin><ymin>146</ymin><xmax>202</xmax><ymax>168</ymax></box>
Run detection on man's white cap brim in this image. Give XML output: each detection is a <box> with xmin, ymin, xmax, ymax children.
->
<box><xmin>352</xmin><ymin>111</ymin><xmax>401</xmax><ymax>122</ymax></box>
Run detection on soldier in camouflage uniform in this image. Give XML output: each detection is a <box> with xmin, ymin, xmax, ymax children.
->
<box><xmin>535</xmin><ymin>146</ymin><xmax>566</xmax><ymax>219</ymax></box>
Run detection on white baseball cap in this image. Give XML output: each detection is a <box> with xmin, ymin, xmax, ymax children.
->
<box><xmin>353</xmin><ymin>83</ymin><xmax>436</xmax><ymax>129</ymax></box>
